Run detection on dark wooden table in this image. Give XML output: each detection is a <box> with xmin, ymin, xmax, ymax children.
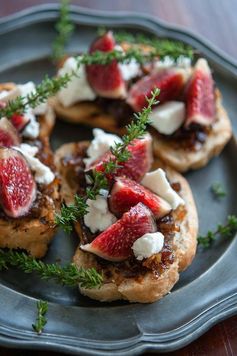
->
<box><xmin>0</xmin><ymin>1</ymin><xmax>237</xmax><ymax>355</ymax></box>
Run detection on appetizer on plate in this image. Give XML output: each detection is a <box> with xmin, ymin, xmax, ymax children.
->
<box><xmin>52</xmin><ymin>31</ymin><xmax>232</xmax><ymax>172</ymax></box>
<box><xmin>55</xmin><ymin>130</ymin><xmax>198</xmax><ymax>303</ymax></box>
<box><xmin>0</xmin><ymin>82</ymin><xmax>60</xmax><ymax>257</ymax></box>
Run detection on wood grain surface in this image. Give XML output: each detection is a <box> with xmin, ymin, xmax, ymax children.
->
<box><xmin>0</xmin><ymin>1</ymin><xmax>237</xmax><ymax>355</ymax></box>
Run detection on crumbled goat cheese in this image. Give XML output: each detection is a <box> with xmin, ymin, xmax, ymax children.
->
<box><xmin>132</xmin><ymin>232</ymin><xmax>164</xmax><ymax>260</ymax></box>
<box><xmin>57</xmin><ymin>57</ymin><xmax>96</xmax><ymax>107</ymax></box>
<box><xmin>84</xmin><ymin>128</ymin><xmax>122</xmax><ymax>168</ymax></box>
<box><xmin>154</xmin><ymin>55</ymin><xmax>191</xmax><ymax>70</ymax></box>
<box><xmin>18</xmin><ymin>81</ymin><xmax>47</xmax><ymax>115</ymax></box>
<box><xmin>18</xmin><ymin>82</ymin><xmax>46</xmax><ymax>139</ymax></box>
<box><xmin>14</xmin><ymin>144</ymin><xmax>55</xmax><ymax>185</ymax></box>
<box><xmin>84</xmin><ymin>190</ymin><xmax>117</xmax><ymax>233</ymax></box>
<box><xmin>22</xmin><ymin>109</ymin><xmax>40</xmax><ymax>139</ymax></box>
<box><xmin>115</xmin><ymin>45</ymin><xmax>141</xmax><ymax>81</ymax></box>
<box><xmin>119</xmin><ymin>59</ymin><xmax>141</xmax><ymax>81</ymax></box>
<box><xmin>142</xmin><ymin>168</ymin><xmax>184</xmax><ymax>209</ymax></box>
<box><xmin>149</xmin><ymin>101</ymin><xmax>185</xmax><ymax>135</ymax></box>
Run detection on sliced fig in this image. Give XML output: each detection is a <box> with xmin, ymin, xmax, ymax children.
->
<box><xmin>127</xmin><ymin>68</ymin><xmax>188</xmax><ymax>112</ymax></box>
<box><xmin>10</xmin><ymin>113</ymin><xmax>30</xmax><ymax>132</ymax></box>
<box><xmin>109</xmin><ymin>177</ymin><xmax>171</xmax><ymax>219</ymax></box>
<box><xmin>88</xmin><ymin>133</ymin><xmax>153</xmax><ymax>182</ymax></box>
<box><xmin>185</xmin><ymin>58</ymin><xmax>215</xmax><ymax>127</ymax></box>
<box><xmin>0</xmin><ymin>117</ymin><xmax>21</xmax><ymax>147</ymax></box>
<box><xmin>81</xmin><ymin>203</ymin><xmax>156</xmax><ymax>261</ymax></box>
<box><xmin>0</xmin><ymin>147</ymin><xmax>36</xmax><ymax>218</ymax></box>
<box><xmin>86</xmin><ymin>31</ymin><xmax>126</xmax><ymax>99</ymax></box>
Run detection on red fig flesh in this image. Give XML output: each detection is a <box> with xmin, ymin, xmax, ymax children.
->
<box><xmin>86</xmin><ymin>31</ymin><xmax>126</xmax><ymax>99</ymax></box>
<box><xmin>81</xmin><ymin>203</ymin><xmax>156</xmax><ymax>261</ymax></box>
<box><xmin>89</xmin><ymin>133</ymin><xmax>153</xmax><ymax>182</ymax></box>
<box><xmin>185</xmin><ymin>58</ymin><xmax>215</xmax><ymax>127</ymax></box>
<box><xmin>127</xmin><ymin>68</ymin><xmax>187</xmax><ymax>112</ymax></box>
<box><xmin>0</xmin><ymin>117</ymin><xmax>21</xmax><ymax>147</ymax></box>
<box><xmin>0</xmin><ymin>148</ymin><xmax>36</xmax><ymax>218</ymax></box>
<box><xmin>11</xmin><ymin>113</ymin><xmax>30</xmax><ymax>132</ymax></box>
<box><xmin>109</xmin><ymin>177</ymin><xmax>171</xmax><ymax>218</ymax></box>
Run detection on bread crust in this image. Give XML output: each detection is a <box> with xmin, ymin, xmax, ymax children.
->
<box><xmin>153</xmin><ymin>91</ymin><xmax>232</xmax><ymax>172</ymax></box>
<box><xmin>50</xmin><ymin>97</ymin><xmax>125</xmax><ymax>135</ymax></box>
<box><xmin>55</xmin><ymin>141</ymin><xmax>198</xmax><ymax>303</ymax></box>
<box><xmin>0</xmin><ymin>108</ymin><xmax>60</xmax><ymax>258</ymax></box>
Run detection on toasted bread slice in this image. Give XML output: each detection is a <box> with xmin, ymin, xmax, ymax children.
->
<box><xmin>50</xmin><ymin>97</ymin><xmax>125</xmax><ymax>135</ymax></box>
<box><xmin>0</xmin><ymin>108</ymin><xmax>60</xmax><ymax>258</ymax></box>
<box><xmin>153</xmin><ymin>90</ymin><xmax>232</xmax><ymax>172</ymax></box>
<box><xmin>55</xmin><ymin>141</ymin><xmax>198</xmax><ymax>303</ymax></box>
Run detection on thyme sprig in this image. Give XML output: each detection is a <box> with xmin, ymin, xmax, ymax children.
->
<box><xmin>32</xmin><ymin>300</ymin><xmax>48</xmax><ymax>334</ymax></box>
<box><xmin>56</xmin><ymin>89</ymin><xmax>159</xmax><ymax>232</ymax></box>
<box><xmin>211</xmin><ymin>182</ymin><xmax>226</xmax><ymax>199</ymax></box>
<box><xmin>198</xmin><ymin>215</ymin><xmax>237</xmax><ymax>248</ymax></box>
<box><xmin>52</xmin><ymin>0</ymin><xmax>75</xmax><ymax>61</ymax></box>
<box><xmin>55</xmin><ymin>194</ymin><xmax>88</xmax><ymax>233</ymax></box>
<box><xmin>75</xmin><ymin>48</ymin><xmax>165</xmax><ymax>67</ymax></box>
<box><xmin>0</xmin><ymin>249</ymin><xmax>103</xmax><ymax>288</ymax></box>
<box><xmin>114</xmin><ymin>31</ymin><xmax>194</xmax><ymax>60</ymax></box>
<box><xmin>0</xmin><ymin>74</ymin><xmax>72</xmax><ymax>118</ymax></box>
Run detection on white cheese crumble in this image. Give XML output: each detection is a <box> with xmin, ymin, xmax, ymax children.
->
<box><xmin>84</xmin><ymin>190</ymin><xmax>117</xmax><ymax>233</ymax></box>
<box><xmin>18</xmin><ymin>82</ymin><xmax>46</xmax><ymax>139</ymax></box>
<box><xmin>149</xmin><ymin>101</ymin><xmax>185</xmax><ymax>135</ymax></box>
<box><xmin>57</xmin><ymin>57</ymin><xmax>96</xmax><ymax>107</ymax></box>
<box><xmin>115</xmin><ymin>45</ymin><xmax>141</xmax><ymax>81</ymax></box>
<box><xmin>132</xmin><ymin>232</ymin><xmax>164</xmax><ymax>260</ymax></box>
<box><xmin>119</xmin><ymin>59</ymin><xmax>141</xmax><ymax>81</ymax></box>
<box><xmin>154</xmin><ymin>55</ymin><xmax>191</xmax><ymax>70</ymax></box>
<box><xmin>84</xmin><ymin>128</ymin><xmax>122</xmax><ymax>168</ymax></box>
<box><xmin>14</xmin><ymin>143</ymin><xmax>55</xmax><ymax>185</ymax></box>
<box><xmin>22</xmin><ymin>110</ymin><xmax>40</xmax><ymax>139</ymax></box>
<box><xmin>18</xmin><ymin>81</ymin><xmax>48</xmax><ymax>116</ymax></box>
<box><xmin>0</xmin><ymin>81</ymin><xmax>48</xmax><ymax>139</ymax></box>
<box><xmin>141</xmin><ymin>168</ymin><xmax>184</xmax><ymax>209</ymax></box>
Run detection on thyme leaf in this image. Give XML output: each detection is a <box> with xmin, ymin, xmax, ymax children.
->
<box><xmin>32</xmin><ymin>300</ymin><xmax>48</xmax><ymax>334</ymax></box>
<box><xmin>0</xmin><ymin>249</ymin><xmax>103</xmax><ymax>289</ymax></box>
<box><xmin>52</xmin><ymin>0</ymin><xmax>75</xmax><ymax>61</ymax></box>
<box><xmin>198</xmin><ymin>215</ymin><xmax>237</xmax><ymax>248</ymax></box>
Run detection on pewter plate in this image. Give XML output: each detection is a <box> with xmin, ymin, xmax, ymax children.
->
<box><xmin>0</xmin><ymin>5</ymin><xmax>237</xmax><ymax>355</ymax></box>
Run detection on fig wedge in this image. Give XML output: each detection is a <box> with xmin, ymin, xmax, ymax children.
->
<box><xmin>185</xmin><ymin>58</ymin><xmax>215</xmax><ymax>127</ymax></box>
<box><xmin>88</xmin><ymin>133</ymin><xmax>153</xmax><ymax>182</ymax></box>
<box><xmin>86</xmin><ymin>31</ymin><xmax>126</xmax><ymax>99</ymax></box>
<box><xmin>109</xmin><ymin>177</ymin><xmax>171</xmax><ymax>218</ymax></box>
<box><xmin>127</xmin><ymin>68</ymin><xmax>188</xmax><ymax>112</ymax></box>
<box><xmin>0</xmin><ymin>147</ymin><xmax>36</xmax><ymax>218</ymax></box>
<box><xmin>81</xmin><ymin>203</ymin><xmax>156</xmax><ymax>261</ymax></box>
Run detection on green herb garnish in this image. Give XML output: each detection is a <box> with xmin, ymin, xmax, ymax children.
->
<box><xmin>0</xmin><ymin>74</ymin><xmax>72</xmax><ymax>118</ymax></box>
<box><xmin>198</xmin><ymin>215</ymin><xmax>237</xmax><ymax>248</ymax></box>
<box><xmin>55</xmin><ymin>88</ymin><xmax>159</xmax><ymax>232</ymax></box>
<box><xmin>0</xmin><ymin>249</ymin><xmax>103</xmax><ymax>289</ymax></box>
<box><xmin>52</xmin><ymin>0</ymin><xmax>75</xmax><ymax>61</ymax></box>
<box><xmin>211</xmin><ymin>182</ymin><xmax>226</xmax><ymax>199</ymax></box>
<box><xmin>114</xmin><ymin>31</ymin><xmax>194</xmax><ymax>60</ymax></box>
<box><xmin>32</xmin><ymin>300</ymin><xmax>48</xmax><ymax>334</ymax></box>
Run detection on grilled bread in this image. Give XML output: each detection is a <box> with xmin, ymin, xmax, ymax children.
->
<box><xmin>55</xmin><ymin>141</ymin><xmax>198</xmax><ymax>303</ymax></box>
<box><xmin>0</xmin><ymin>86</ymin><xmax>60</xmax><ymax>258</ymax></box>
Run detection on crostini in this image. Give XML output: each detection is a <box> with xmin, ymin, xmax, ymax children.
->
<box><xmin>55</xmin><ymin>130</ymin><xmax>198</xmax><ymax>303</ymax></box>
<box><xmin>0</xmin><ymin>82</ymin><xmax>60</xmax><ymax>258</ymax></box>
<box><xmin>52</xmin><ymin>31</ymin><xmax>232</xmax><ymax>172</ymax></box>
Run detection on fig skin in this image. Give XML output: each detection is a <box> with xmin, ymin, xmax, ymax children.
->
<box><xmin>0</xmin><ymin>147</ymin><xmax>36</xmax><ymax>218</ymax></box>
